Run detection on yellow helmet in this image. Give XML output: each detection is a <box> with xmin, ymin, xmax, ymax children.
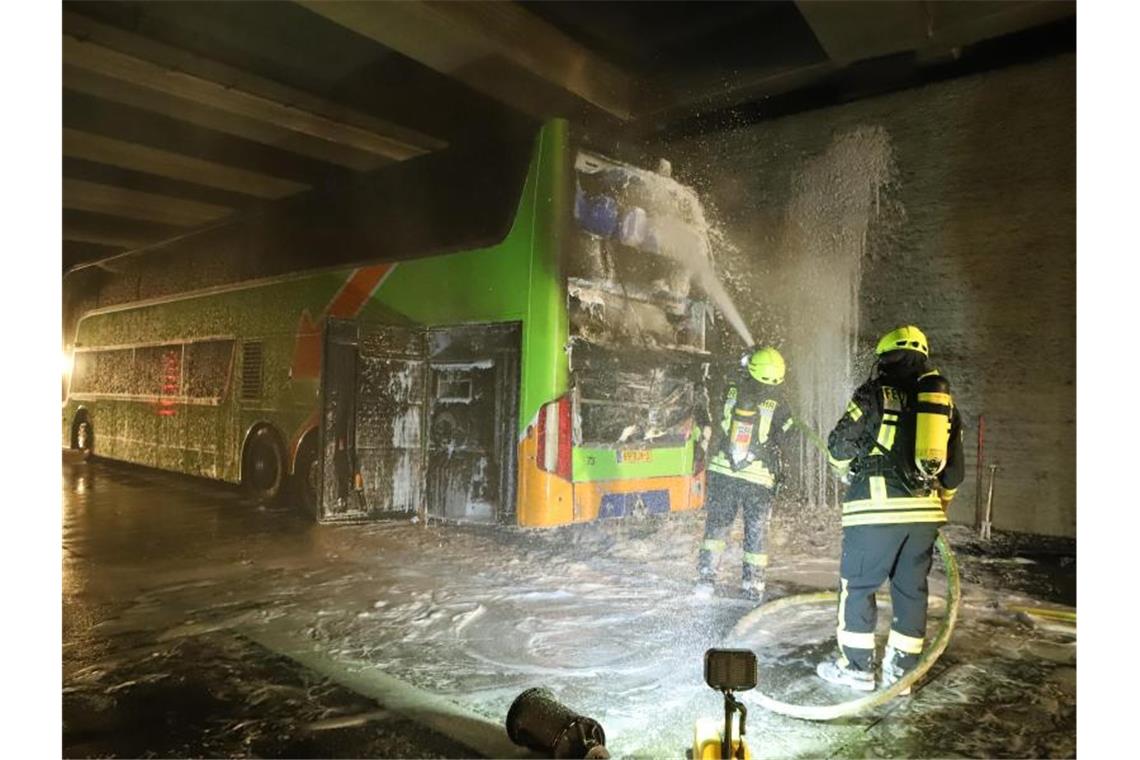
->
<box><xmin>875</xmin><ymin>325</ymin><xmax>929</xmax><ymax>357</ymax></box>
<box><xmin>747</xmin><ymin>347</ymin><xmax>786</xmax><ymax>385</ymax></box>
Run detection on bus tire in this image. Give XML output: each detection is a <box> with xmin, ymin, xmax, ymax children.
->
<box><xmin>293</xmin><ymin>432</ymin><xmax>320</xmax><ymax>520</ymax></box>
<box><xmin>71</xmin><ymin>412</ymin><xmax>94</xmax><ymax>460</ymax></box>
<box><xmin>242</xmin><ymin>426</ymin><xmax>286</xmax><ymax>506</ymax></box>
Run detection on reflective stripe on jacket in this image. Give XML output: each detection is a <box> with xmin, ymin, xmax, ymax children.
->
<box><xmin>708</xmin><ymin>452</ymin><xmax>778</xmax><ymax>487</ymax></box>
<box><xmin>707</xmin><ymin>378</ymin><xmax>795</xmax><ymax>488</ymax></box>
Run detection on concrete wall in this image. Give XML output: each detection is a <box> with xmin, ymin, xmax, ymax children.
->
<box><xmin>670</xmin><ymin>54</ymin><xmax>1075</xmax><ymax>537</ymax></box>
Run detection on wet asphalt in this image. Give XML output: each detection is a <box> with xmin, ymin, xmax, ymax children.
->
<box><xmin>62</xmin><ymin>453</ymin><xmax>1077</xmax><ymax>759</ymax></box>
<box><xmin>62</xmin><ymin>454</ymin><xmax>470</xmax><ymax>759</ymax></box>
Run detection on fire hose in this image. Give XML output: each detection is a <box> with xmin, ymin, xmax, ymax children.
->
<box><xmin>729</xmin><ymin>532</ymin><xmax>961</xmax><ymax>721</ymax></box>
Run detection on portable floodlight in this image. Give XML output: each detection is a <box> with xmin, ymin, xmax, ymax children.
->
<box><xmin>695</xmin><ymin>648</ymin><xmax>758</xmax><ymax>760</ymax></box>
<box><xmin>705</xmin><ymin>648</ymin><xmax>758</xmax><ymax>693</ymax></box>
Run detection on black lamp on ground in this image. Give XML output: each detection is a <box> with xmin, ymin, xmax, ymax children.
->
<box><xmin>505</xmin><ymin>687</ymin><xmax>609</xmax><ymax>759</ymax></box>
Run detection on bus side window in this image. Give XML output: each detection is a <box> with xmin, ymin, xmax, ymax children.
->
<box><xmin>71</xmin><ymin>350</ymin><xmax>96</xmax><ymax>394</ymax></box>
<box><xmin>133</xmin><ymin>345</ymin><xmax>172</xmax><ymax>397</ymax></box>
<box><xmin>185</xmin><ymin>340</ymin><xmax>236</xmax><ymax>401</ymax></box>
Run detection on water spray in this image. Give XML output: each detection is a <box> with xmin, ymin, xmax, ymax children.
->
<box><xmin>648</xmin><ymin>216</ymin><xmax>754</xmax><ymax>347</ymax></box>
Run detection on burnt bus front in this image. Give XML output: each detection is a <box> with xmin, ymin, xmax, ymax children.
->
<box><xmin>518</xmin><ymin>148</ymin><xmax>712</xmax><ymax>526</ymax></box>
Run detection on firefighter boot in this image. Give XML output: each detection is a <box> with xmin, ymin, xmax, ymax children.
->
<box><xmin>880</xmin><ymin>647</ymin><xmax>912</xmax><ymax>696</ymax></box>
<box><xmin>816</xmin><ymin>659</ymin><xmax>875</xmax><ymax>692</ymax></box>
<box><xmin>695</xmin><ymin>540</ymin><xmax>724</xmax><ymax>596</ymax></box>
<box><xmin>740</xmin><ymin>563</ymin><xmax>765</xmax><ymax>602</ymax></box>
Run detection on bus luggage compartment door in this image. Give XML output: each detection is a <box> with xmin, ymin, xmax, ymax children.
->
<box><xmin>320</xmin><ymin>319</ymin><xmax>427</xmax><ymax>521</ymax></box>
<box><xmin>425</xmin><ymin>324</ymin><xmax>520</xmax><ymax>523</ymax></box>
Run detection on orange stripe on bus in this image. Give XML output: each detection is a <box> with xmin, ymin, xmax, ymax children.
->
<box><xmin>326</xmin><ymin>264</ymin><xmax>391</xmax><ymax>319</ymax></box>
<box><xmin>290</xmin><ymin>264</ymin><xmax>394</xmax><ymax>380</ymax></box>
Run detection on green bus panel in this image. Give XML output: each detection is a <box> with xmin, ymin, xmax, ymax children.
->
<box><xmin>367</xmin><ymin>119</ymin><xmax>571</xmax><ymax>433</ymax></box>
<box><xmin>572</xmin><ymin>444</ymin><xmax>694</xmax><ymax>483</ymax></box>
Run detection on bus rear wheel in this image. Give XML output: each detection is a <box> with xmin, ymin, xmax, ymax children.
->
<box><xmin>242</xmin><ymin>426</ymin><xmax>285</xmax><ymax>505</ymax></box>
<box><xmin>293</xmin><ymin>433</ymin><xmax>320</xmax><ymax>520</ymax></box>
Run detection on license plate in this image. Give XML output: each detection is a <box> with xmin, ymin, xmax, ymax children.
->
<box><xmin>617</xmin><ymin>449</ymin><xmax>652</xmax><ymax>464</ymax></box>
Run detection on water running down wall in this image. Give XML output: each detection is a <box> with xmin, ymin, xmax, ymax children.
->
<box><xmin>779</xmin><ymin>127</ymin><xmax>898</xmax><ymax>509</ymax></box>
<box><xmin>673</xmin><ymin>54</ymin><xmax>1075</xmax><ymax>536</ymax></box>
<box><xmin>694</xmin><ymin>127</ymin><xmax>899</xmax><ymax>511</ymax></box>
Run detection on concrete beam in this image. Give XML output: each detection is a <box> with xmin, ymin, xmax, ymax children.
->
<box><xmin>795</xmin><ymin>1</ymin><xmax>1076</xmax><ymax>65</ymax></box>
<box><xmin>647</xmin><ymin>1</ymin><xmax>1074</xmax><ymax>122</ymax></box>
<box><xmin>62</xmin><ymin>64</ymin><xmax>385</xmax><ymax>172</ymax></box>
<box><xmin>63</xmin><ymin>155</ymin><xmax>261</xmax><ymax>215</ymax></box>
<box><xmin>62</xmin><ymin>212</ymin><xmax>175</xmax><ymax>249</ymax></box>
<box><xmin>298</xmin><ymin>0</ymin><xmax>635</xmax><ymax>121</ymax></box>
<box><xmin>63</xmin><ymin>179</ymin><xmax>233</xmax><ymax>228</ymax></box>
<box><xmin>640</xmin><ymin>60</ymin><xmax>838</xmax><ymax>121</ymax></box>
<box><xmin>794</xmin><ymin>1</ymin><xmax>930</xmax><ymax>64</ymax></box>
<box><xmin>63</xmin><ymin>88</ymin><xmax>352</xmax><ymax>189</ymax></box>
<box><xmin>63</xmin><ymin>128</ymin><xmax>308</xmax><ymax>200</ymax></box>
<box><xmin>63</xmin><ymin>11</ymin><xmax>445</xmax><ymax>169</ymax></box>
<box><xmin>920</xmin><ymin>1</ymin><xmax>1076</xmax><ymax>60</ymax></box>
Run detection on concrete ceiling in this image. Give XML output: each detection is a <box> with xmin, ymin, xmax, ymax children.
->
<box><xmin>62</xmin><ymin>0</ymin><xmax>1075</xmax><ymax>272</ymax></box>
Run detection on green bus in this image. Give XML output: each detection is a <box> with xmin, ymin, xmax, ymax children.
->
<box><xmin>62</xmin><ymin>119</ymin><xmax>713</xmax><ymax>527</ymax></box>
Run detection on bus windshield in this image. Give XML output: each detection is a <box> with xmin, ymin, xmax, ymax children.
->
<box><xmin>570</xmin><ymin>341</ymin><xmax>705</xmax><ymax>449</ymax></box>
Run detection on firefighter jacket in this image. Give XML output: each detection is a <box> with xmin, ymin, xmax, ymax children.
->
<box><xmin>827</xmin><ymin>359</ymin><xmax>964</xmax><ymax>528</ymax></box>
<box><xmin>707</xmin><ymin>376</ymin><xmax>795</xmax><ymax>489</ymax></box>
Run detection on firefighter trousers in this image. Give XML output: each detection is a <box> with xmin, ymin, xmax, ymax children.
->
<box><xmin>836</xmin><ymin>523</ymin><xmax>940</xmax><ymax>672</ymax></box>
<box><xmin>697</xmin><ymin>471</ymin><xmax>773</xmax><ymax>584</ymax></box>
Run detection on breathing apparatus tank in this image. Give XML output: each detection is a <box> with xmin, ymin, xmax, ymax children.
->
<box><xmin>913</xmin><ymin>373</ymin><xmax>953</xmax><ymax>478</ymax></box>
<box><xmin>727</xmin><ymin>399</ymin><xmax>759</xmax><ymax>468</ymax></box>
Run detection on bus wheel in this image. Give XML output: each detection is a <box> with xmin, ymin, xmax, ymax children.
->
<box><xmin>242</xmin><ymin>426</ymin><xmax>285</xmax><ymax>505</ymax></box>
<box><xmin>72</xmin><ymin>413</ymin><xmax>93</xmax><ymax>460</ymax></box>
<box><xmin>293</xmin><ymin>433</ymin><xmax>320</xmax><ymax>520</ymax></box>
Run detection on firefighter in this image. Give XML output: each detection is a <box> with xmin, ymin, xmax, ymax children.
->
<box><xmin>696</xmin><ymin>346</ymin><xmax>797</xmax><ymax>602</ymax></box>
<box><xmin>816</xmin><ymin>325</ymin><xmax>964</xmax><ymax>693</ymax></box>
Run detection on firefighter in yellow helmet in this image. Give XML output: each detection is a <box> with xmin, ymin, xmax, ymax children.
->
<box><xmin>816</xmin><ymin>325</ymin><xmax>964</xmax><ymax>693</ymax></box>
<box><xmin>696</xmin><ymin>346</ymin><xmax>798</xmax><ymax>602</ymax></box>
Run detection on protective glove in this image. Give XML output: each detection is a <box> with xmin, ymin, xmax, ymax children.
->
<box><xmin>754</xmin><ymin>442</ymin><xmax>783</xmax><ymax>481</ymax></box>
<box><xmin>829</xmin><ymin>459</ymin><xmax>851</xmax><ymax>483</ymax></box>
<box><xmin>729</xmin><ymin>451</ymin><xmax>754</xmax><ymax>472</ymax></box>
